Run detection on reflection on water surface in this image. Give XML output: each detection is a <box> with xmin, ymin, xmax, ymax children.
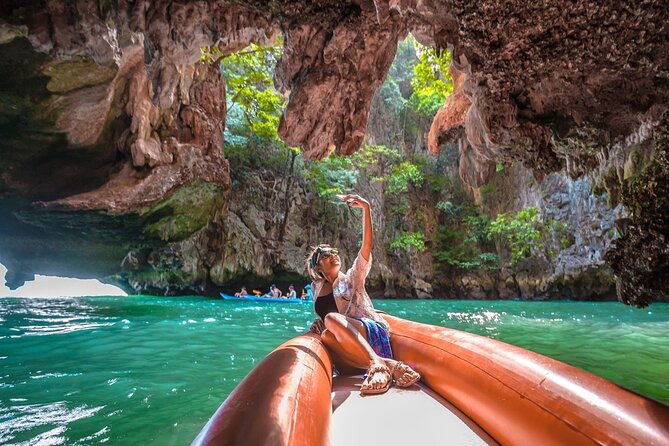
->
<box><xmin>0</xmin><ymin>296</ymin><xmax>667</xmax><ymax>445</ymax></box>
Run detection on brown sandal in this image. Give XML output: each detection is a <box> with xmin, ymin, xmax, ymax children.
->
<box><xmin>390</xmin><ymin>361</ymin><xmax>421</xmax><ymax>388</ymax></box>
<box><xmin>360</xmin><ymin>364</ymin><xmax>392</xmax><ymax>395</ymax></box>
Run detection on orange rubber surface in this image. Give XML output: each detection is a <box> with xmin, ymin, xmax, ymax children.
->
<box><xmin>194</xmin><ymin>316</ymin><xmax>669</xmax><ymax>445</ymax></box>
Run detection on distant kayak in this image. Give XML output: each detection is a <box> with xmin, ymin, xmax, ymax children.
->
<box><xmin>219</xmin><ymin>293</ymin><xmax>311</xmax><ymax>304</ymax></box>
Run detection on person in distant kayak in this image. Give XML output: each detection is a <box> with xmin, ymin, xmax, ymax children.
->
<box><xmin>286</xmin><ymin>285</ymin><xmax>297</xmax><ymax>299</ymax></box>
<box><xmin>265</xmin><ymin>284</ymin><xmax>283</xmax><ymax>298</ymax></box>
<box><xmin>300</xmin><ymin>284</ymin><xmax>312</xmax><ymax>300</ymax></box>
<box><xmin>305</xmin><ymin>193</ymin><xmax>420</xmax><ymax>395</ymax></box>
<box><xmin>234</xmin><ymin>287</ymin><xmax>248</xmax><ymax>297</ymax></box>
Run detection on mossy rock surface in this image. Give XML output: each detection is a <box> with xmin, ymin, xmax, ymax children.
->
<box><xmin>552</xmin><ymin>126</ymin><xmax>604</xmax><ymax>157</ymax></box>
<box><xmin>141</xmin><ymin>181</ymin><xmax>225</xmax><ymax>242</ymax></box>
<box><xmin>42</xmin><ymin>58</ymin><xmax>117</xmax><ymax>94</ymax></box>
<box><xmin>622</xmin><ymin>144</ymin><xmax>653</xmax><ymax>182</ymax></box>
<box><xmin>604</xmin><ymin>127</ymin><xmax>669</xmax><ymax>307</ymax></box>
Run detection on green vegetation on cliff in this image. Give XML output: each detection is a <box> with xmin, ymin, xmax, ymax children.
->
<box><xmin>202</xmin><ymin>37</ymin><xmax>294</xmax><ymax>175</ymax></box>
<box><xmin>219</xmin><ymin>38</ymin><xmax>285</xmax><ymax>142</ymax></box>
<box><xmin>408</xmin><ymin>40</ymin><xmax>453</xmax><ymax>115</ymax></box>
<box><xmin>390</xmin><ymin>231</ymin><xmax>426</xmax><ymax>251</ymax></box>
<box><xmin>208</xmin><ymin>35</ymin><xmax>573</xmax><ymax>286</ymax></box>
<box><xmin>487</xmin><ymin>207</ymin><xmax>569</xmax><ymax>265</ymax></box>
<box><xmin>304</xmin><ymin>154</ymin><xmax>358</xmax><ymax>197</ymax></box>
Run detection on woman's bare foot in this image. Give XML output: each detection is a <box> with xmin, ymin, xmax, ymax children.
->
<box><xmin>386</xmin><ymin>360</ymin><xmax>421</xmax><ymax>388</ymax></box>
<box><xmin>360</xmin><ymin>362</ymin><xmax>392</xmax><ymax>395</ymax></box>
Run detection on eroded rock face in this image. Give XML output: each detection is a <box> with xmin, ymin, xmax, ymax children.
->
<box><xmin>442</xmin><ymin>1</ymin><xmax>666</xmax><ymax>173</ymax></box>
<box><xmin>374</xmin><ymin>152</ymin><xmax>623</xmax><ymax>302</ymax></box>
<box><xmin>4</xmin><ymin>1</ymin><xmax>669</xmax><ymax>194</ymax></box>
<box><xmin>1</xmin><ymin>0</ymin><xmax>276</xmax><ymax>211</ymax></box>
<box><xmin>427</xmin><ymin>66</ymin><xmax>469</xmax><ymax>154</ymax></box>
<box><xmin>1</xmin><ymin>0</ymin><xmax>668</xmax><ymax>303</ymax></box>
<box><xmin>54</xmin><ymin>63</ymin><xmax>231</xmax><ymax>213</ymax></box>
<box><xmin>603</xmin><ymin>121</ymin><xmax>669</xmax><ymax>307</ymax></box>
<box><xmin>276</xmin><ymin>10</ymin><xmax>406</xmax><ymax>158</ymax></box>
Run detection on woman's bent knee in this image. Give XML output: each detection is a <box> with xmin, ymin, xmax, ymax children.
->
<box><xmin>323</xmin><ymin>313</ymin><xmax>347</xmax><ymax>330</ymax></box>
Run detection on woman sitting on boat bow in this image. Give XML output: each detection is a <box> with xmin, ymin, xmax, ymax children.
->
<box><xmin>306</xmin><ymin>193</ymin><xmax>420</xmax><ymax>395</ymax></box>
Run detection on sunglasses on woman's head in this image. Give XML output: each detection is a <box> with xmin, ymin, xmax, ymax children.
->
<box><xmin>310</xmin><ymin>247</ymin><xmax>339</xmax><ymax>269</ymax></box>
<box><xmin>320</xmin><ymin>248</ymin><xmax>339</xmax><ymax>258</ymax></box>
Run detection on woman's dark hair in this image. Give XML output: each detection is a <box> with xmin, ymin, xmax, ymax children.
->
<box><xmin>305</xmin><ymin>244</ymin><xmax>332</xmax><ymax>281</ymax></box>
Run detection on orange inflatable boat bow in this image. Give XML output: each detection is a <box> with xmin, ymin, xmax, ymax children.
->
<box><xmin>193</xmin><ymin>315</ymin><xmax>669</xmax><ymax>446</ymax></box>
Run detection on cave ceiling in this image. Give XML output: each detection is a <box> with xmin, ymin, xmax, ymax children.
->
<box><xmin>0</xmin><ymin>1</ymin><xmax>666</xmax><ymax>195</ymax></box>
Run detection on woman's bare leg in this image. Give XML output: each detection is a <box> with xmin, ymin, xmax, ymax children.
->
<box><xmin>320</xmin><ymin>331</ymin><xmax>361</xmax><ymax>375</ymax></box>
<box><xmin>322</xmin><ymin>314</ymin><xmax>373</xmax><ymax>368</ymax></box>
<box><xmin>321</xmin><ymin>313</ymin><xmax>421</xmax><ymax>388</ymax></box>
<box><xmin>321</xmin><ymin>313</ymin><xmax>390</xmax><ymax>392</ymax></box>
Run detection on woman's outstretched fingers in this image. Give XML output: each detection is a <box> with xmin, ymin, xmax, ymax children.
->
<box><xmin>339</xmin><ymin>194</ymin><xmax>369</xmax><ymax>209</ymax></box>
<box><xmin>343</xmin><ymin>194</ymin><xmax>358</xmax><ymax>206</ymax></box>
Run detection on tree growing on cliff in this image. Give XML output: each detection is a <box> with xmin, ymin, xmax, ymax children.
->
<box><xmin>200</xmin><ymin>37</ymin><xmax>290</xmax><ymax>168</ymax></box>
<box><xmin>432</xmin><ymin>204</ymin><xmax>499</xmax><ymax>270</ymax></box>
<box><xmin>486</xmin><ymin>207</ymin><xmax>569</xmax><ymax>266</ymax></box>
<box><xmin>202</xmin><ymin>39</ymin><xmax>303</xmax><ymax>243</ymax></box>
<box><xmin>217</xmin><ymin>38</ymin><xmax>285</xmax><ymax>144</ymax></box>
<box><xmin>304</xmin><ymin>155</ymin><xmax>358</xmax><ymax>197</ymax></box>
<box><xmin>305</xmin><ymin>144</ymin><xmax>424</xmax><ymax>199</ymax></box>
<box><xmin>390</xmin><ymin>231</ymin><xmax>426</xmax><ymax>252</ymax></box>
<box><xmin>407</xmin><ymin>38</ymin><xmax>453</xmax><ymax>116</ymax></box>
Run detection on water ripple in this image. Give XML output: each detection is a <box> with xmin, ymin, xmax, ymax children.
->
<box><xmin>0</xmin><ymin>296</ymin><xmax>667</xmax><ymax>445</ymax></box>
<box><xmin>0</xmin><ymin>402</ymin><xmax>104</xmax><ymax>445</ymax></box>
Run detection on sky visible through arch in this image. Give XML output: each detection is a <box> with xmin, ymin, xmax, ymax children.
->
<box><xmin>0</xmin><ymin>263</ymin><xmax>126</xmax><ymax>297</ymax></box>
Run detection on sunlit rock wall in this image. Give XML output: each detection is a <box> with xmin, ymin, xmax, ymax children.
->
<box><xmin>0</xmin><ymin>1</ymin><xmax>667</xmax><ymax>303</ymax></box>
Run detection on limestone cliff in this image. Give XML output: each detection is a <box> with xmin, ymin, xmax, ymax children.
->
<box><xmin>0</xmin><ymin>1</ymin><xmax>667</xmax><ymax>305</ymax></box>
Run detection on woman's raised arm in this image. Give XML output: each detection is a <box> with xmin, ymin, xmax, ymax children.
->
<box><xmin>340</xmin><ymin>194</ymin><xmax>372</xmax><ymax>261</ymax></box>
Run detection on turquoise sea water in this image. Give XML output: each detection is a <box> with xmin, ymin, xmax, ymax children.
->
<box><xmin>1</xmin><ymin>296</ymin><xmax>667</xmax><ymax>445</ymax></box>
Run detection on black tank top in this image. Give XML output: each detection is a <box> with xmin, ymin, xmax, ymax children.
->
<box><xmin>315</xmin><ymin>292</ymin><xmax>338</xmax><ymax>320</ymax></box>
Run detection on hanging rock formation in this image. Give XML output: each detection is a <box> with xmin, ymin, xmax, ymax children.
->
<box><xmin>0</xmin><ymin>1</ymin><xmax>280</xmax><ymax>211</ymax></box>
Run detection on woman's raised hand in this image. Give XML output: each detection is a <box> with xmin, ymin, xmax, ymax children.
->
<box><xmin>338</xmin><ymin>193</ymin><xmax>370</xmax><ymax>209</ymax></box>
<box><xmin>338</xmin><ymin>193</ymin><xmax>373</xmax><ymax>260</ymax></box>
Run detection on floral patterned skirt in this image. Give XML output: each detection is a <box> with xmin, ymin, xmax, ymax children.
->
<box><xmin>358</xmin><ymin>317</ymin><xmax>393</xmax><ymax>359</ymax></box>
